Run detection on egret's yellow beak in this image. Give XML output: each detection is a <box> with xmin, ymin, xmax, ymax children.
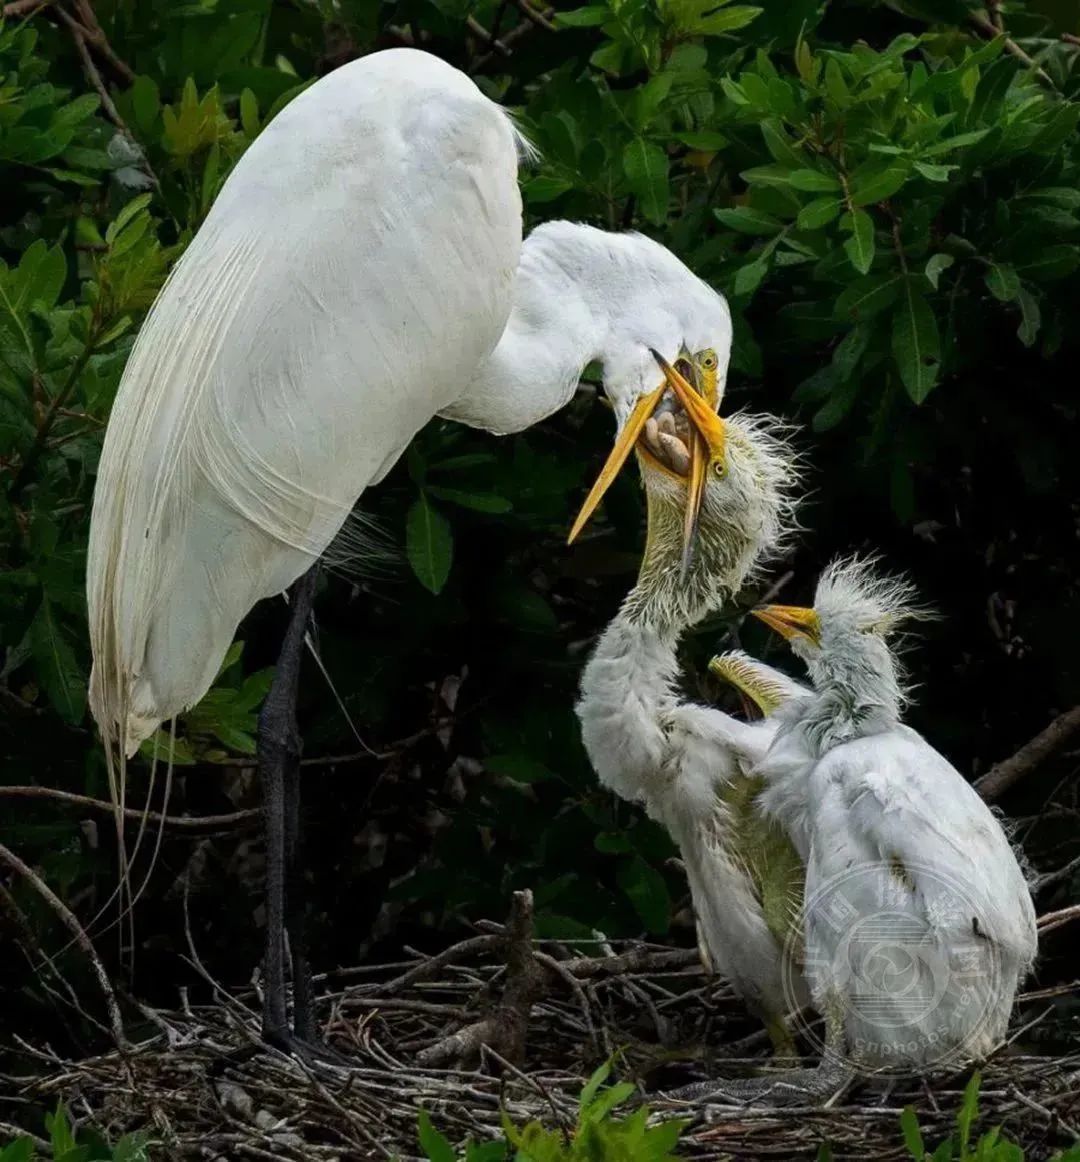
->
<box><xmin>751</xmin><ymin>604</ymin><xmax>821</xmax><ymax>646</ymax></box>
<box><xmin>567</xmin><ymin>351</ymin><xmax>727</xmax><ymax>572</ymax></box>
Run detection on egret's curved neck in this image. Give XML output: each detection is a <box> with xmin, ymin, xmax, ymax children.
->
<box><xmin>800</xmin><ymin>643</ymin><xmax>903</xmax><ymax>752</ymax></box>
<box><xmin>439</xmin><ymin>222</ymin><xmax>622</xmax><ymax>435</ymax></box>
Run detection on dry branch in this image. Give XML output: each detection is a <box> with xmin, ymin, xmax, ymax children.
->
<box><xmin>976</xmin><ymin>705</ymin><xmax>1080</xmax><ymax>801</ymax></box>
<box><xmin>0</xmin><ymin>785</ymin><xmax>260</xmax><ymax>830</ymax></box>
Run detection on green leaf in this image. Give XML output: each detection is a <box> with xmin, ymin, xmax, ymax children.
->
<box><xmin>1016</xmin><ymin>286</ymin><xmax>1041</xmax><ymax>347</ymax></box>
<box><xmin>555</xmin><ymin>4</ymin><xmax>609</xmax><ymax>26</ymax></box>
<box><xmin>713</xmin><ymin>205</ymin><xmax>782</xmax><ymax>235</ymax></box>
<box><xmin>739</xmin><ymin>164</ymin><xmax>797</xmax><ymax>188</ymax></box>
<box><xmin>843</xmin><ymin>210</ymin><xmax>875</xmax><ymax>274</ymax></box>
<box><xmin>240</xmin><ymin>88</ymin><xmax>260</xmax><ymax>138</ymax></box>
<box><xmin>913</xmin><ymin>161</ymin><xmax>954</xmax><ymax>182</ymax></box>
<box><xmin>958</xmin><ymin>1071</ymin><xmax>980</xmax><ymax>1154</ymax></box>
<box><xmin>46</xmin><ymin>1104</ymin><xmax>78</xmax><ymax>1160</ymax></box>
<box><xmin>417</xmin><ymin>1110</ymin><xmax>456</xmax><ymax>1162</ymax></box>
<box><xmin>922</xmin><ymin>129</ymin><xmax>990</xmax><ymax>156</ymax></box>
<box><xmin>30</xmin><ymin>600</ymin><xmax>86</xmax><ymax>724</ymax></box>
<box><xmin>892</xmin><ymin>281</ymin><xmax>941</xmax><ymax>403</ymax></box>
<box><xmin>523</xmin><ymin>176</ymin><xmax>572</xmax><ymax>204</ymax></box>
<box><xmin>834</xmin><ymin>273</ymin><xmax>903</xmax><ymax>321</ymax></box>
<box><xmin>900</xmin><ymin>1106</ymin><xmax>925</xmax><ymax>1159</ymax></box>
<box><xmin>677</xmin><ymin>131</ymin><xmax>729</xmax><ymax>150</ymax></box>
<box><xmin>582</xmin><ymin>1081</ymin><xmax>636</xmax><ymax>1121</ymax></box>
<box><xmin>623</xmin><ymin>139</ymin><xmax>669</xmax><ymax>225</ymax></box>
<box><xmin>1016</xmin><ymin>245</ymin><xmax>1079</xmax><ymax>282</ymax></box>
<box><xmin>733</xmin><ymin>258</ymin><xmax>768</xmax><ymax>297</ymax></box>
<box><xmin>788</xmin><ymin>168</ymin><xmax>841</xmax><ymax>192</ymax></box>
<box><xmin>105</xmin><ymin>193</ymin><xmax>153</xmax><ymax>245</ymax></box>
<box><xmin>850</xmin><ymin>162</ymin><xmax>908</xmax><ymax>207</ymax></box>
<box><xmin>427</xmin><ymin>486</ymin><xmax>512</xmax><ymax>513</ymax></box>
<box><xmin>797</xmin><ymin>196</ymin><xmax>841</xmax><ymax>230</ymax></box>
<box><xmin>485</xmin><ymin>753</ymin><xmax>555</xmax><ymax>783</ymax></box>
<box><xmin>691</xmin><ymin>6</ymin><xmax>762</xmax><ymax>35</ymax></box>
<box><xmin>131</xmin><ymin>75</ymin><xmax>160</xmax><ymax>134</ymax></box>
<box><xmin>617</xmin><ymin>855</ymin><xmax>670</xmax><ymax>934</ymax></box>
<box><xmin>924</xmin><ymin>253</ymin><xmax>955</xmax><ymax>290</ymax></box>
<box><xmin>406</xmin><ymin>495</ymin><xmax>453</xmax><ymax>595</ymax></box>
<box><xmin>0</xmin><ymin>1139</ymin><xmax>34</xmax><ymax>1162</ymax></box>
<box><xmin>760</xmin><ymin>120</ymin><xmax>803</xmax><ymax>168</ymax></box>
<box><xmin>984</xmin><ymin>262</ymin><xmax>1020</xmax><ymax>302</ymax></box>
<box><xmin>579</xmin><ymin>1061</ymin><xmax>612</xmax><ymax>1112</ymax></box>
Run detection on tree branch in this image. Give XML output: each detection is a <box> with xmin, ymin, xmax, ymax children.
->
<box><xmin>0</xmin><ymin>786</ymin><xmax>260</xmax><ymax>830</ymax></box>
<box><xmin>0</xmin><ymin>841</ymin><xmax>127</xmax><ymax>1048</ymax></box>
<box><xmin>975</xmin><ymin>705</ymin><xmax>1080</xmax><ymax>801</ymax></box>
<box><xmin>967</xmin><ymin>10</ymin><xmax>1055</xmax><ymax>88</ymax></box>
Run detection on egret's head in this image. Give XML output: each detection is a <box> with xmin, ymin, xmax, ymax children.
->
<box><xmin>566</xmin><ymin>236</ymin><xmax>733</xmax><ymax>571</ymax></box>
<box><xmin>620</xmin><ymin>410</ymin><xmax>799</xmax><ymax>632</ymax></box>
<box><xmin>752</xmin><ymin>557</ymin><xmax>934</xmax><ymax>712</ymax></box>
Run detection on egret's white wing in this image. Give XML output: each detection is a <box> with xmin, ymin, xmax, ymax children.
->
<box><xmin>800</xmin><ymin>729</ymin><xmax>1036</xmax><ymax>1063</ymax></box>
<box><xmin>88</xmin><ymin>50</ymin><xmax>523</xmax><ymax>753</ymax></box>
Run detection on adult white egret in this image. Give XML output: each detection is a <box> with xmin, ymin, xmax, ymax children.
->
<box><xmin>86</xmin><ymin>47</ymin><xmax>734</xmax><ymax>1056</ymax></box>
<box><xmin>747</xmin><ymin>558</ymin><xmax>1038</xmax><ymax>1080</ymax></box>
<box><xmin>574</xmin><ymin>371</ymin><xmax>804</xmax><ymax>1049</ymax></box>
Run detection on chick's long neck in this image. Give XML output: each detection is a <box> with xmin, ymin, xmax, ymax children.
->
<box><xmin>576</xmin><ymin>481</ymin><xmax>715</xmax><ymax>804</ymax></box>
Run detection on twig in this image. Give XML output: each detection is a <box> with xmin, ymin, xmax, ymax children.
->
<box><xmin>975</xmin><ymin>705</ymin><xmax>1080</xmax><ymax>801</ymax></box>
<box><xmin>466</xmin><ymin>15</ymin><xmax>510</xmax><ymax>56</ymax></box>
<box><xmin>8</xmin><ymin>341</ymin><xmax>96</xmax><ymax>501</ymax></box>
<box><xmin>967</xmin><ymin>10</ymin><xmax>1056</xmax><ymax>88</ymax></box>
<box><xmin>1037</xmin><ymin>903</ymin><xmax>1080</xmax><ymax>935</ymax></box>
<box><xmin>416</xmin><ymin>890</ymin><xmax>544</xmax><ymax>1066</ymax></box>
<box><xmin>0</xmin><ymin>786</ymin><xmax>260</xmax><ymax>829</ymax></box>
<box><xmin>514</xmin><ymin>0</ymin><xmax>557</xmax><ymax>32</ymax></box>
<box><xmin>67</xmin><ymin>0</ymin><xmax>135</xmax><ymax>85</ymax></box>
<box><xmin>471</xmin><ymin>6</ymin><xmax>555</xmax><ymax>73</ymax></box>
<box><xmin>0</xmin><ymin>841</ymin><xmax>127</xmax><ymax>1049</ymax></box>
<box><xmin>383</xmin><ymin>935</ymin><xmax>501</xmax><ymax>993</ymax></box>
<box><xmin>1</xmin><ymin>0</ymin><xmax>53</xmax><ymax>16</ymax></box>
<box><xmin>1033</xmin><ymin>852</ymin><xmax>1080</xmax><ymax>895</ymax></box>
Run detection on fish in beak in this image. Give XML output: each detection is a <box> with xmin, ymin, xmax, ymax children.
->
<box><xmin>751</xmin><ymin>604</ymin><xmax>822</xmax><ymax>647</ymax></box>
<box><xmin>567</xmin><ymin>350</ymin><xmax>728</xmax><ymax>575</ymax></box>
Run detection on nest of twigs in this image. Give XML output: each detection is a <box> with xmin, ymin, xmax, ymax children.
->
<box><xmin>8</xmin><ymin>891</ymin><xmax>1080</xmax><ymax>1161</ymax></box>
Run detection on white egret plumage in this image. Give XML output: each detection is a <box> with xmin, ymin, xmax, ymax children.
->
<box><xmin>660</xmin><ymin>559</ymin><xmax>1037</xmax><ymax>1103</ymax></box>
<box><xmin>747</xmin><ymin>558</ymin><xmax>1038</xmax><ymax>1076</ymax></box>
<box><xmin>86</xmin><ymin>47</ymin><xmax>736</xmax><ymax>1055</ymax></box>
<box><xmin>574</xmin><ymin>375</ymin><xmax>804</xmax><ymax>1048</ymax></box>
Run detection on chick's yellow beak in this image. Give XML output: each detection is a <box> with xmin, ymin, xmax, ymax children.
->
<box><xmin>566</xmin><ymin>352</ymin><xmax>728</xmax><ymax>560</ymax></box>
<box><xmin>751</xmin><ymin>604</ymin><xmax>821</xmax><ymax>646</ymax></box>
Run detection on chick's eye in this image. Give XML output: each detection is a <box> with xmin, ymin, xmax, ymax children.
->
<box><xmin>698</xmin><ymin>350</ymin><xmax>717</xmax><ymax>370</ymax></box>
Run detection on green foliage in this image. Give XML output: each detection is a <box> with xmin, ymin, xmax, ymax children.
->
<box><xmin>417</xmin><ymin>1061</ymin><xmax>688</xmax><ymax>1161</ymax></box>
<box><xmin>1</xmin><ymin>1103</ymin><xmax>148</xmax><ymax>1161</ymax></box>
<box><xmin>899</xmin><ymin>1073</ymin><xmax>1080</xmax><ymax>1161</ymax></box>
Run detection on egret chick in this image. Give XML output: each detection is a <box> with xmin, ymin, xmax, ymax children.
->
<box><xmin>752</xmin><ymin>558</ymin><xmax>1038</xmax><ymax>1074</ymax></box>
<box><xmin>575</xmin><ymin>374</ymin><xmax>805</xmax><ymax>1049</ymax></box>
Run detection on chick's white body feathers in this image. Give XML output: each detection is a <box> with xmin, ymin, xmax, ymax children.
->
<box><xmin>752</xmin><ymin>559</ymin><xmax>1037</xmax><ymax>1067</ymax></box>
<box><xmin>760</xmin><ymin>712</ymin><xmax>1037</xmax><ymax>1067</ymax></box>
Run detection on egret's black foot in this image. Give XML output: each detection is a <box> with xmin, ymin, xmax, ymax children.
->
<box><xmin>261</xmin><ymin>1025</ymin><xmax>352</xmax><ymax>1068</ymax></box>
<box><xmin>658</xmin><ymin>1061</ymin><xmax>853</xmax><ymax>1107</ymax></box>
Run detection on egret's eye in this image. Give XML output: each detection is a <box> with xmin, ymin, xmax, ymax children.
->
<box><xmin>712</xmin><ymin>460</ymin><xmax>725</xmax><ymax>479</ymax></box>
<box><xmin>697</xmin><ymin>349</ymin><xmax>718</xmax><ymax>371</ymax></box>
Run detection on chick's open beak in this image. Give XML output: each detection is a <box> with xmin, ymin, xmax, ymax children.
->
<box><xmin>751</xmin><ymin>604</ymin><xmax>822</xmax><ymax>646</ymax></box>
<box><xmin>567</xmin><ymin>352</ymin><xmax>728</xmax><ymax>564</ymax></box>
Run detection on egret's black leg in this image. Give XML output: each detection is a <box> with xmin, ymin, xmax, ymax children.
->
<box><xmin>283</xmin><ymin>755</ymin><xmax>314</xmax><ymax>1042</ymax></box>
<box><xmin>258</xmin><ymin>563</ymin><xmax>320</xmax><ymax>1053</ymax></box>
